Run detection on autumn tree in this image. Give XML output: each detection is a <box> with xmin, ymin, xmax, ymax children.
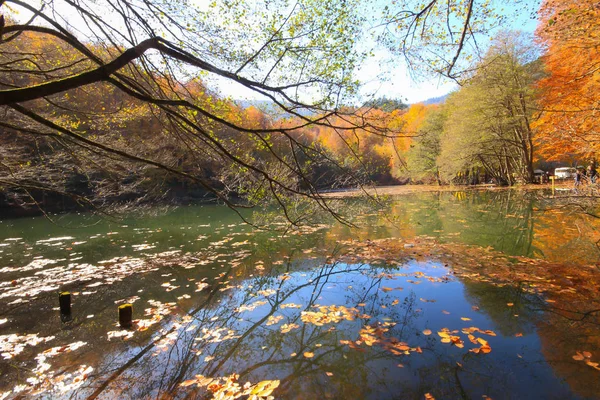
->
<box><xmin>437</xmin><ymin>32</ymin><xmax>541</xmax><ymax>185</ymax></box>
<box><xmin>534</xmin><ymin>0</ymin><xmax>600</xmax><ymax>160</ymax></box>
<box><xmin>406</xmin><ymin>105</ymin><xmax>445</xmax><ymax>184</ymax></box>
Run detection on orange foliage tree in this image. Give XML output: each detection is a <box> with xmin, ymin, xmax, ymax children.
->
<box><xmin>534</xmin><ymin>0</ymin><xmax>600</xmax><ymax>160</ymax></box>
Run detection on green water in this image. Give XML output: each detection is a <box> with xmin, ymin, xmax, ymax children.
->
<box><xmin>0</xmin><ymin>190</ymin><xmax>599</xmax><ymax>399</ymax></box>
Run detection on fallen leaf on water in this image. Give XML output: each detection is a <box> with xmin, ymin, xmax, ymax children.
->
<box><xmin>460</xmin><ymin>317</ymin><xmax>471</xmax><ymax>321</ymax></box>
<box><xmin>266</xmin><ymin>315</ymin><xmax>284</xmax><ymax>326</ymax></box>
<box><xmin>249</xmin><ymin>380</ymin><xmax>280</xmax><ymax>396</ymax></box>
<box><xmin>507</xmin><ymin>303</ymin><xmax>514</xmax><ymax>307</ymax></box>
<box><xmin>280</xmin><ymin>324</ymin><xmax>299</xmax><ymax>333</ymax></box>
<box><xmin>180</xmin><ymin>379</ymin><xmax>198</xmax><ymax>387</ymax></box>
<box><xmin>583</xmin><ymin>351</ymin><xmax>592</xmax><ymax>358</ymax></box>
<box><xmin>325</xmin><ymin>372</ymin><xmax>334</xmax><ymax>376</ymax></box>
<box><xmin>424</xmin><ymin>393</ymin><xmax>436</xmax><ymax>400</ymax></box>
<box><xmin>442</xmin><ymin>310</ymin><xmax>450</xmax><ymax>315</ymax></box>
<box><xmin>304</xmin><ymin>352</ymin><xmax>314</xmax><ymax>358</ymax></box>
<box><xmin>515</xmin><ymin>333</ymin><xmax>523</xmax><ymax>337</ymax></box>
<box><xmin>586</xmin><ymin>361</ymin><xmax>600</xmax><ymax>370</ymax></box>
<box><xmin>422</xmin><ymin>329</ymin><xmax>432</xmax><ymax>336</ymax></box>
<box><xmin>420</xmin><ymin>298</ymin><xmax>436</xmax><ymax>303</ymax></box>
<box><xmin>573</xmin><ymin>353</ymin><xmax>585</xmax><ymax>361</ymax></box>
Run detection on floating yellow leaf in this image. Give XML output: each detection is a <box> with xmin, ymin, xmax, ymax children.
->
<box><xmin>460</xmin><ymin>317</ymin><xmax>471</xmax><ymax>321</ymax></box>
<box><xmin>249</xmin><ymin>380</ymin><xmax>280</xmax><ymax>396</ymax></box>
<box><xmin>266</xmin><ymin>315</ymin><xmax>283</xmax><ymax>326</ymax></box>
<box><xmin>280</xmin><ymin>323</ymin><xmax>299</xmax><ymax>333</ymax></box>
<box><xmin>303</xmin><ymin>352</ymin><xmax>314</xmax><ymax>358</ymax></box>
<box><xmin>422</xmin><ymin>329</ymin><xmax>432</xmax><ymax>335</ymax></box>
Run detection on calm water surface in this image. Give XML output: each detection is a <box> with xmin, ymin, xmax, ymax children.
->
<box><xmin>0</xmin><ymin>190</ymin><xmax>599</xmax><ymax>399</ymax></box>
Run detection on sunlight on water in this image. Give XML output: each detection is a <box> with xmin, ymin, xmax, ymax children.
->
<box><xmin>0</xmin><ymin>191</ymin><xmax>599</xmax><ymax>399</ymax></box>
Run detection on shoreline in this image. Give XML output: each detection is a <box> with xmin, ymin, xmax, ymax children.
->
<box><xmin>318</xmin><ymin>182</ymin><xmax>574</xmax><ymax>199</ymax></box>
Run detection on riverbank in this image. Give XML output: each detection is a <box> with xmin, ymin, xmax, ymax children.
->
<box><xmin>319</xmin><ymin>182</ymin><xmax>574</xmax><ymax>198</ymax></box>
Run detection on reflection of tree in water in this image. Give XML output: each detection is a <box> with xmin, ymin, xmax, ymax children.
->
<box><xmin>462</xmin><ymin>281</ymin><xmax>541</xmax><ymax>337</ymax></box>
<box><xmin>453</xmin><ymin>246</ymin><xmax>600</xmax><ymax>399</ymax></box>
<box><xmin>75</xmin><ymin>256</ymin><xmax>497</xmax><ymax>399</ymax></box>
<box><xmin>431</xmin><ymin>190</ymin><xmax>538</xmax><ymax>257</ymax></box>
<box><xmin>537</xmin><ymin>312</ymin><xmax>600</xmax><ymax>399</ymax></box>
<box><xmin>3</xmin><ymin>192</ymin><xmax>600</xmax><ymax>398</ymax></box>
<box><xmin>531</xmin><ymin>198</ymin><xmax>600</xmax><ymax>265</ymax></box>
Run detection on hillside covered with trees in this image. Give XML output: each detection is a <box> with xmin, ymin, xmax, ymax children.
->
<box><xmin>0</xmin><ymin>0</ymin><xmax>597</xmax><ymax>218</ymax></box>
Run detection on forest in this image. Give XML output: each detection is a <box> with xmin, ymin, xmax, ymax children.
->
<box><xmin>0</xmin><ymin>0</ymin><xmax>598</xmax><ymax>217</ymax></box>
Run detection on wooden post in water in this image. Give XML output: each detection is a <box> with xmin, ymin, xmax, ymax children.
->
<box><xmin>59</xmin><ymin>291</ymin><xmax>72</xmax><ymax>322</ymax></box>
<box><xmin>119</xmin><ymin>304</ymin><xmax>133</xmax><ymax>328</ymax></box>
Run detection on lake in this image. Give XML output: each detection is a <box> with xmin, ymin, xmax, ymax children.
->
<box><xmin>1</xmin><ymin>189</ymin><xmax>599</xmax><ymax>399</ymax></box>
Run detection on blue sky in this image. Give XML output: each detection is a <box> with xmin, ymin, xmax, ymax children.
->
<box><xmin>215</xmin><ymin>0</ymin><xmax>543</xmax><ymax>104</ymax></box>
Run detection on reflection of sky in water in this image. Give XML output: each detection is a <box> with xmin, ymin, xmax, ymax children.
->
<box><xmin>0</xmin><ymin>191</ymin><xmax>599</xmax><ymax>398</ymax></box>
<box><xmin>67</xmin><ymin>261</ymin><xmax>577</xmax><ymax>399</ymax></box>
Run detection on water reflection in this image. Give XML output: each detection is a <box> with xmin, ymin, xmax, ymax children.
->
<box><xmin>0</xmin><ymin>190</ymin><xmax>599</xmax><ymax>399</ymax></box>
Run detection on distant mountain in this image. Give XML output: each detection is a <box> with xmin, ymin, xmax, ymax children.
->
<box><xmin>234</xmin><ymin>99</ymin><xmax>315</xmax><ymax>117</ymax></box>
<box><xmin>418</xmin><ymin>94</ymin><xmax>449</xmax><ymax>105</ymax></box>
